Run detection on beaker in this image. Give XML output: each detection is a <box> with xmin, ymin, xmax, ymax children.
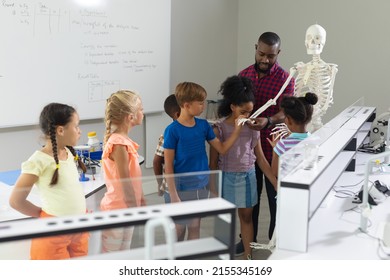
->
<box><xmin>303</xmin><ymin>143</ymin><xmax>319</xmax><ymax>170</ymax></box>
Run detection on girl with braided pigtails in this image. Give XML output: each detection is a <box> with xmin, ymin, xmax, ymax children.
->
<box><xmin>9</xmin><ymin>103</ymin><xmax>89</xmax><ymax>259</ymax></box>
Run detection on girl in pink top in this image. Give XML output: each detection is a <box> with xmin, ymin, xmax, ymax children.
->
<box><xmin>100</xmin><ymin>90</ymin><xmax>145</xmax><ymax>253</ymax></box>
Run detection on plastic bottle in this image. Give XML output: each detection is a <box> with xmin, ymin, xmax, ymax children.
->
<box><xmin>87</xmin><ymin>131</ymin><xmax>101</xmax><ymax>152</ymax></box>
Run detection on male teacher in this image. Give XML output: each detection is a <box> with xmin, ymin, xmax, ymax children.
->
<box><xmin>236</xmin><ymin>31</ymin><xmax>295</xmax><ymax>256</ymax></box>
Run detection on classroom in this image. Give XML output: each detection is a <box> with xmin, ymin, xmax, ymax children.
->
<box><xmin>0</xmin><ymin>0</ymin><xmax>390</xmax><ymax>268</ymax></box>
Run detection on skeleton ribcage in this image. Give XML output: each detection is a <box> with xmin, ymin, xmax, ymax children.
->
<box><xmin>294</xmin><ymin>64</ymin><xmax>334</xmax><ymax>118</ymax></box>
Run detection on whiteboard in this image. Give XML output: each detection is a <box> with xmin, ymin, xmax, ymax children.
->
<box><xmin>0</xmin><ymin>0</ymin><xmax>171</xmax><ymax>128</ymax></box>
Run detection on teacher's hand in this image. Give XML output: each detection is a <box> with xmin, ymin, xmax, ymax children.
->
<box><xmin>246</xmin><ymin>117</ymin><xmax>268</xmax><ymax>131</ymax></box>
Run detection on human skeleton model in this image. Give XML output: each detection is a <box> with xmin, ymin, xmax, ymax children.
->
<box><xmin>293</xmin><ymin>24</ymin><xmax>338</xmax><ymax>132</ymax></box>
<box><xmin>239</xmin><ymin>24</ymin><xmax>338</xmax><ymax>135</ymax></box>
<box><xmin>248</xmin><ymin>25</ymin><xmax>339</xmax><ymax>252</ymax></box>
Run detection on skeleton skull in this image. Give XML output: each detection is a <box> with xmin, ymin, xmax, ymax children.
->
<box><xmin>305</xmin><ymin>24</ymin><xmax>326</xmax><ymax>55</ymax></box>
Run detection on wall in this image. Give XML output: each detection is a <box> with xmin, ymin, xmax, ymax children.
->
<box><xmin>0</xmin><ymin>0</ymin><xmax>239</xmax><ymax>173</ymax></box>
<box><xmin>237</xmin><ymin>0</ymin><xmax>390</xmax><ymax>123</ymax></box>
<box><xmin>171</xmin><ymin>0</ymin><xmax>239</xmax><ymax>98</ymax></box>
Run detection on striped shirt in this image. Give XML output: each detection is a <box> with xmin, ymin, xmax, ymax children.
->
<box><xmin>274</xmin><ymin>132</ymin><xmax>310</xmax><ymax>157</ymax></box>
<box><xmin>154</xmin><ymin>135</ymin><xmax>169</xmax><ymax>192</ymax></box>
<box><xmin>155</xmin><ymin>135</ymin><xmax>164</xmax><ymax>157</ymax></box>
<box><xmin>239</xmin><ymin>63</ymin><xmax>294</xmax><ymax>162</ymax></box>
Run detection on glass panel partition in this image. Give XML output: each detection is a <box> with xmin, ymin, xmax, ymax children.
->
<box><xmin>0</xmin><ymin>170</ymin><xmax>236</xmax><ymax>260</ymax></box>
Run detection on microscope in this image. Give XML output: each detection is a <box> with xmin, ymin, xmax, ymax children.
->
<box><xmin>359</xmin><ymin>109</ymin><xmax>389</xmax><ymax>154</ymax></box>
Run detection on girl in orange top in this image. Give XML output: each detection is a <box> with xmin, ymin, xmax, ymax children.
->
<box><xmin>100</xmin><ymin>90</ymin><xmax>145</xmax><ymax>253</ymax></box>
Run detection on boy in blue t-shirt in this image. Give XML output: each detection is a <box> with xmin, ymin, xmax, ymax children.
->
<box><xmin>163</xmin><ymin>81</ymin><xmax>244</xmax><ymax>241</ymax></box>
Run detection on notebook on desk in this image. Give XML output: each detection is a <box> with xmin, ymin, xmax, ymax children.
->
<box><xmin>0</xmin><ymin>169</ymin><xmax>21</xmax><ymax>186</ymax></box>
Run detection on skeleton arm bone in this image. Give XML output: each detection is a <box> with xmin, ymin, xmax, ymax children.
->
<box><xmin>238</xmin><ymin>68</ymin><xmax>297</xmax><ymax>126</ymax></box>
<box><xmin>251</xmin><ymin>67</ymin><xmax>297</xmax><ymax>118</ymax></box>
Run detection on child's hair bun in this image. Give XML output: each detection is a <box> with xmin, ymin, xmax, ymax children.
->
<box><xmin>304</xmin><ymin>92</ymin><xmax>318</xmax><ymax>105</ymax></box>
<box><xmin>282</xmin><ymin>97</ymin><xmax>296</xmax><ymax>109</ymax></box>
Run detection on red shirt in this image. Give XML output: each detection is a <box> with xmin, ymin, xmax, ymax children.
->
<box><xmin>239</xmin><ymin>63</ymin><xmax>295</xmax><ymax>162</ymax></box>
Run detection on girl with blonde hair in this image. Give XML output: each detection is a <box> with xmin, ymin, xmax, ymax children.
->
<box><xmin>100</xmin><ymin>90</ymin><xmax>146</xmax><ymax>252</ymax></box>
